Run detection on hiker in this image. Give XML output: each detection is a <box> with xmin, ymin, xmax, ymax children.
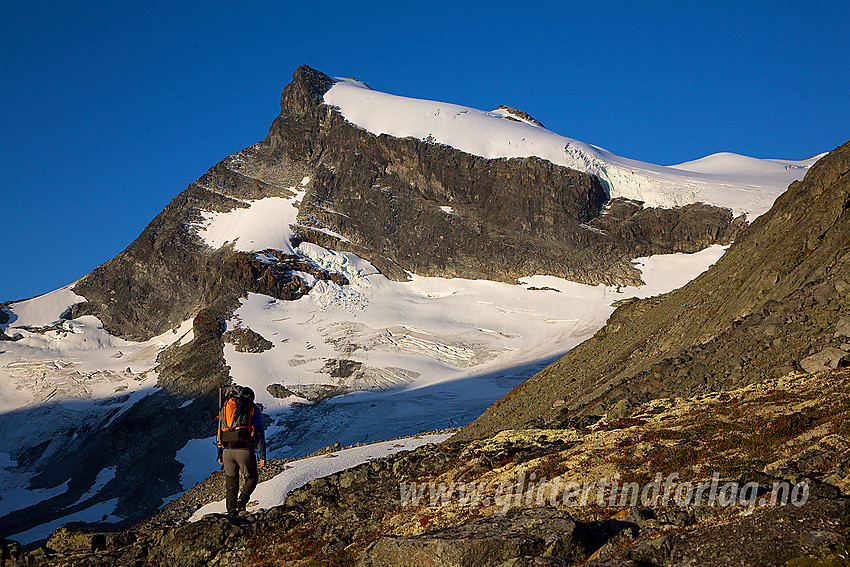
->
<box><xmin>217</xmin><ymin>384</ymin><xmax>266</xmax><ymax>514</ymax></box>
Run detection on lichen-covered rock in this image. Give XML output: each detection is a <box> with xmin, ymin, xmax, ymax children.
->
<box><xmin>0</xmin><ymin>538</ymin><xmax>22</xmax><ymax>565</ymax></box>
<box><xmin>46</xmin><ymin>527</ymin><xmax>107</xmax><ymax>554</ymax></box>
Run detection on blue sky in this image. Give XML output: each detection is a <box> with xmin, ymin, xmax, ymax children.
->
<box><xmin>2</xmin><ymin>1</ymin><xmax>848</xmax><ymax>302</ymax></box>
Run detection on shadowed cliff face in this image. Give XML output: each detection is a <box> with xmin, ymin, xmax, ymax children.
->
<box><xmin>71</xmin><ymin>65</ymin><xmax>740</xmax><ymax>345</ymax></box>
<box><xmin>459</xmin><ymin>140</ymin><xmax>850</xmax><ymax>440</ymax></box>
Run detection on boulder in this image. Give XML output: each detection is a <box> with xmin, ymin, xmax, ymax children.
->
<box><xmin>800</xmin><ymin>347</ymin><xmax>850</xmax><ymax>373</ymax></box>
<box><xmin>46</xmin><ymin>527</ymin><xmax>107</xmax><ymax>554</ymax></box>
<box><xmin>358</xmin><ymin>509</ymin><xmax>601</xmax><ymax>567</ymax></box>
<box><xmin>834</xmin><ymin>316</ymin><xmax>850</xmax><ymax>338</ymax></box>
<box><xmin>145</xmin><ymin>514</ymin><xmax>251</xmax><ymax>567</ymax></box>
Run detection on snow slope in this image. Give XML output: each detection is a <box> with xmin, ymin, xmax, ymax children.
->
<box><xmin>0</xmin><ymin>294</ymin><xmax>194</xmax><ymax>540</ymax></box>
<box><xmin>195</xmin><ymin>177</ymin><xmax>310</xmax><ymax>253</ymax></box>
<box><xmin>224</xmin><ymin>244</ymin><xmax>728</xmax><ymax>417</ymax></box>
<box><xmin>324</xmin><ymin>79</ymin><xmax>818</xmax><ymax>218</ymax></box>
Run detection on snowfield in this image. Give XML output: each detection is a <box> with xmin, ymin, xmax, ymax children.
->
<box><xmin>324</xmin><ymin>78</ymin><xmax>819</xmax><ymax>218</ymax></box>
<box><xmin>223</xmin><ymin>244</ymin><xmax>728</xmax><ymax>416</ymax></box>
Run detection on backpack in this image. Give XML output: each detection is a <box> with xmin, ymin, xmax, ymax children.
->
<box><xmin>218</xmin><ymin>385</ymin><xmax>257</xmax><ymax>447</ymax></box>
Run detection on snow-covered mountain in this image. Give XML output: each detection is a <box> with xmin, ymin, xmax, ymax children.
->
<box><xmin>0</xmin><ymin>65</ymin><xmax>819</xmax><ymax>543</ymax></box>
<box><xmin>324</xmin><ymin>77</ymin><xmax>819</xmax><ymax>218</ymax></box>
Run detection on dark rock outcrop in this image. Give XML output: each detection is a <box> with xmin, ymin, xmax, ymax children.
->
<box><xmin>0</xmin><ymin>329</ymin><xmax>23</xmax><ymax>341</ymax></box>
<box><xmin>155</xmin><ymin>303</ymin><xmax>233</xmax><ymax>395</ymax></box>
<box><xmin>496</xmin><ymin>105</ymin><xmax>545</xmax><ymax>127</ymax></box>
<box><xmin>222</xmin><ymin>327</ymin><xmax>273</xmax><ymax>353</ymax></box>
<box><xmin>586</xmin><ymin>499</ymin><xmax>850</xmax><ymax>567</ymax></box>
<box><xmin>459</xmin><ymin>139</ymin><xmax>850</xmax><ymax>440</ymax></box>
<box><xmin>266</xmin><ymin>383</ymin><xmax>295</xmax><ymax>399</ymax></box>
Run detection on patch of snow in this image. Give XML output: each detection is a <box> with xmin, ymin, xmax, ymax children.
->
<box><xmin>195</xmin><ymin>191</ymin><xmax>304</xmax><ymax>253</ymax></box>
<box><xmin>189</xmin><ymin>433</ymin><xmax>452</xmax><ymax>519</ymax></box>
<box><xmin>176</xmin><ymin>436</ymin><xmax>219</xmax><ymax>491</ymax></box>
<box><xmin>301</xmin><ymin>225</ymin><xmax>351</xmax><ymax>243</ymax></box>
<box><xmin>8</xmin><ymin>498</ymin><xmax>121</xmax><ymax>545</ymax></box>
<box><xmin>101</xmin><ymin>382</ymin><xmax>158</xmax><ymax>427</ymax></box>
<box><xmin>73</xmin><ymin>466</ymin><xmax>116</xmax><ymax>505</ymax></box>
<box><xmin>439</xmin><ymin>206</ymin><xmax>454</xmax><ymax>214</ymax></box>
<box><xmin>520</xmin><ymin>245</ymin><xmax>727</xmax><ymax>299</ymax></box>
<box><xmin>578</xmin><ymin>222</ymin><xmax>606</xmax><ymax>235</ymax></box>
<box><xmin>324</xmin><ymin>79</ymin><xmax>819</xmax><ymax>218</ymax></box>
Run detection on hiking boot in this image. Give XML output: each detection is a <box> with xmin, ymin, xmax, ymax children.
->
<box><xmin>235</xmin><ymin>497</ymin><xmax>247</xmax><ymax>512</ymax></box>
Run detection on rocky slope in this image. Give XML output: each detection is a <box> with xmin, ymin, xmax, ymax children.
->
<box><xmin>458</xmin><ymin>139</ymin><xmax>850</xmax><ymax>440</ymax></box>
<box><xmin>7</xmin><ymin>369</ymin><xmax>848</xmax><ymax>566</ymax></box>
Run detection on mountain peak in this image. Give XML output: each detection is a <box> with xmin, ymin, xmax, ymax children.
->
<box><xmin>279</xmin><ymin>64</ymin><xmax>335</xmax><ymax>114</ymax></box>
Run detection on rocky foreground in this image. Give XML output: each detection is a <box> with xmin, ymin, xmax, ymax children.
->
<box><xmin>3</xmin><ymin>368</ymin><xmax>848</xmax><ymax>566</ymax></box>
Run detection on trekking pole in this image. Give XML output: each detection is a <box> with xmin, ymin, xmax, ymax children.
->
<box><xmin>216</xmin><ymin>385</ymin><xmax>222</xmax><ymax>447</ymax></box>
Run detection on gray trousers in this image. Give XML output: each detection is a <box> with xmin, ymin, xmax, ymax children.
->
<box><xmin>221</xmin><ymin>447</ymin><xmax>258</xmax><ymax>512</ymax></box>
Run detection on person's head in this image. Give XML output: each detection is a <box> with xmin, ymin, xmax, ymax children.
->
<box><xmin>225</xmin><ymin>384</ymin><xmax>255</xmax><ymax>402</ymax></box>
